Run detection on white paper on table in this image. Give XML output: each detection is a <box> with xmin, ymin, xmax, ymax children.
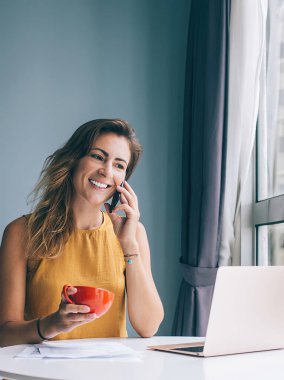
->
<box><xmin>15</xmin><ymin>346</ymin><xmax>41</xmax><ymax>358</ymax></box>
<box><xmin>16</xmin><ymin>341</ymin><xmax>141</xmax><ymax>360</ymax></box>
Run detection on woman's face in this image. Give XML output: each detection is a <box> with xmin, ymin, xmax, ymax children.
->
<box><xmin>72</xmin><ymin>132</ymin><xmax>131</xmax><ymax>207</ymax></box>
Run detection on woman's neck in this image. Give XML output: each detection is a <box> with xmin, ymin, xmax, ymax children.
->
<box><xmin>72</xmin><ymin>198</ymin><xmax>103</xmax><ymax>230</ymax></box>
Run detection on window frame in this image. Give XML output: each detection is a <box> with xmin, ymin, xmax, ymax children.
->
<box><xmin>254</xmin><ymin>125</ymin><xmax>284</xmax><ymax>265</ymax></box>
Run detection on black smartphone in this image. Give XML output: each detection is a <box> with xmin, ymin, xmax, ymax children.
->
<box><xmin>109</xmin><ymin>181</ymin><xmax>124</xmax><ymax>213</ymax></box>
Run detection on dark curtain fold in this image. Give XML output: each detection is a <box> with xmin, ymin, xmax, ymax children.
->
<box><xmin>172</xmin><ymin>0</ymin><xmax>230</xmax><ymax>337</ymax></box>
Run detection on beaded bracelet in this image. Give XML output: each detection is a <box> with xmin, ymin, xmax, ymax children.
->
<box><xmin>36</xmin><ymin>318</ymin><xmax>49</xmax><ymax>341</ymax></box>
<box><xmin>124</xmin><ymin>253</ymin><xmax>139</xmax><ymax>265</ymax></box>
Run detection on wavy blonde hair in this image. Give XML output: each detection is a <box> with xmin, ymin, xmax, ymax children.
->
<box><xmin>26</xmin><ymin>119</ymin><xmax>142</xmax><ymax>259</ymax></box>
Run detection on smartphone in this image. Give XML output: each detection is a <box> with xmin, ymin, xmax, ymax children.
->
<box><xmin>109</xmin><ymin>181</ymin><xmax>124</xmax><ymax>213</ymax></box>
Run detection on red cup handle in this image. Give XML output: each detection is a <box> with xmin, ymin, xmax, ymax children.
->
<box><xmin>63</xmin><ymin>284</ymin><xmax>75</xmax><ymax>304</ymax></box>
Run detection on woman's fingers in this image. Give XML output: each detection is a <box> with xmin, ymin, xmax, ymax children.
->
<box><xmin>120</xmin><ymin>193</ymin><xmax>128</xmax><ymax>204</ymax></box>
<box><xmin>104</xmin><ymin>203</ymin><xmax>111</xmax><ymax>213</ymax></box>
<box><xmin>55</xmin><ymin>312</ymin><xmax>97</xmax><ymax>333</ymax></box>
<box><xmin>56</xmin><ymin>303</ymin><xmax>97</xmax><ymax>328</ymax></box>
<box><xmin>123</xmin><ymin>181</ymin><xmax>137</xmax><ymax>199</ymax></box>
<box><xmin>61</xmin><ymin>286</ymin><xmax>77</xmax><ymax>302</ymax></box>
<box><xmin>66</xmin><ymin>312</ymin><xmax>97</xmax><ymax>323</ymax></box>
<box><xmin>54</xmin><ymin>288</ymin><xmax>100</xmax><ymax>334</ymax></box>
<box><xmin>60</xmin><ymin>303</ymin><xmax>90</xmax><ymax>314</ymax></box>
<box><xmin>116</xmin><ymin>185</ymin><xmax>138</xmax><ymax>209</ymax></box>
<box><xmin>104</xmin><ymin>203</ymin><xmax>121</xmax><ymax>222</ymax></box>
<box><xmin>113</xmin><ymin>204</ymin><xmax>140</xmax><ymax>219</ymax></box>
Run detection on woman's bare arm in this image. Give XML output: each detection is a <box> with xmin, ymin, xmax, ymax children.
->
<box><xmin>0</xmin><ymin>217</ymin><xmax>96</xmax><ymax>347</ymax></box>
<box><xmin>0</xmin><ymin>217</ymin><xmax>43</xmax><ymax>346</ymax></box>
<box><xmin>105</xmin><ymin>180</ymin><xmax>164</xmax><ymax>338</ymax></box>
<box><xmin>125</xmin><ymin>222</ymin><xmax>164</xmax><ymax>337</ymax></box>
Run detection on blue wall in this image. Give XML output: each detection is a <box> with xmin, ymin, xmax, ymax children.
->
<box><xmin>0</xmin><ymin>0</ymin><xmax>190</xmax><ymax>336</ymax></box>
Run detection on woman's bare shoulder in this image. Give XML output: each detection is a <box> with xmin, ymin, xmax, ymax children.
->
<box><xmin>5</xmin><ymin>215</ymin><xmax>29</xmax><ymax>231</ymax></box>
<box><xmin>1</xmin><ymin>215</ymin><xmax>30</xmax><ymax>248</ymax></box>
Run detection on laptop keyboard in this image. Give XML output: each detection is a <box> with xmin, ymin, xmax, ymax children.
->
<box><xmin>173</xmin><ymin>346</ymin><xmax>204</xmax><ymax>353</ymax></box>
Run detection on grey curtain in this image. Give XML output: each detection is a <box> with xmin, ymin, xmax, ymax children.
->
<box><xmin>172</xmin><ymin>0</ymin><xmax>230</xmax><ymax>336</ymax></box>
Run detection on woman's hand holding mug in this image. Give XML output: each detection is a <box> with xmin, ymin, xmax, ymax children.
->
<box><xmin>40</xmin><ymin>286</ymin><xmax>97</xmax><ymax>339</ymax></box>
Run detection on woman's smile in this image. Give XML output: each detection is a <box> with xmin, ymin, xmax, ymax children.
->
<box><xmin>88</xmin><ymin>178</ymin><xmax>111</xmax><ymax>190</ymax></box>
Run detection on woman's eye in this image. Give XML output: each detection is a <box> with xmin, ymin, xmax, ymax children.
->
<box><xmin>115</xmin><ymin>163</ymin><xmax>126</xmax><ymax>170</ymax></box>
<box><xmin>91</xmin><ymin>154</ymin><xmax>104</xmax><ymax>161</ymax></box>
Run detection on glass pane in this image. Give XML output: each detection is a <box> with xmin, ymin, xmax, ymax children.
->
<box><xmin>258</xmin><ymin>223</ymin><xmax>284</xmax><ymax>265</ymax></box>
<box><xmin>257</xmin><ymin>2</ymin><xmax>284</xmax><ymax>200</ymax></box>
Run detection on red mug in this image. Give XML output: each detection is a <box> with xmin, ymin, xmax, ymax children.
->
<box><xmin>63</xmin><ymin>285</ymin><xmax>115</xmax><ymax>317</ymax></box>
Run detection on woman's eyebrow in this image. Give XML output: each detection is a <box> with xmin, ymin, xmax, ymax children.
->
<box><xmin>90</xmin><ymin>147</ymin><xmax>128</xmax><ymax>164</ymax></box>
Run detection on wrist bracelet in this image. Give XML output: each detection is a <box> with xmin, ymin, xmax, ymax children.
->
<box><xmin>36</xmin><ymin>318</ymin><xmax>49</xmax><ymax>341</ymax></box>
<box><xmin>124</xmin><ymin>253</ymin><xmax>139</xmax><ymax>265</ymax></box>
<box><xmin>124</xmin><ymin>253</ymin><xmax>139</xmax><ymax>258</ymax></box>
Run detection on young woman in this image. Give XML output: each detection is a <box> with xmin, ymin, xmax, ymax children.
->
<box><xmin>0</xmin><ymin>119</ymin><xmax>164</xmax><ymax>347</ymax></box>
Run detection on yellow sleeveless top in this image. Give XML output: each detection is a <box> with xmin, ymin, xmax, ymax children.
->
<box><xmin>25</xmin><ymin>212</ymin><xmax>127</xmax><ymax>340</ymax></box>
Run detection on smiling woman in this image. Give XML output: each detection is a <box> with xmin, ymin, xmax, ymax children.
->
<box><xmin>72</xmin><ymin>133</ymin><xmax>131</xmax><ymax>222</ymax></box>
<box><xmin>0</xmin><ymin>119</ymin><xmax>164</xmax><ymax>347</ymax></box>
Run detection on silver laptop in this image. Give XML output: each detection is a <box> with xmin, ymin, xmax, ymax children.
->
<box><xmin>149</xmin><ymin>266</ymin><xmax>284</xmax><ymax>357</ymax></box>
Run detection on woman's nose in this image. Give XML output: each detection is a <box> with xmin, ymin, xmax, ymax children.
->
<box><xmin>98</xmin><ymin>162</ymin><xmax>113</xmax><ymax>178</ymax></box>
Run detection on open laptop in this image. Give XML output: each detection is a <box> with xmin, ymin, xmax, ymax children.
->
<box><xmin>149</xmin><ymin>266</ymin><xmax>284</xmax><ymax>357</ymax></box>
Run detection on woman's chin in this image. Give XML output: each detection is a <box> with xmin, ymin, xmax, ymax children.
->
<box><xmin>72</xmin><ymin>191</ymin><xmax>110</xmax><ymax>209</ymax></box>
<box><xmin>87</xmin><ymin>196</ymin><xmax>109</xmax><ymax>208</ymax></box>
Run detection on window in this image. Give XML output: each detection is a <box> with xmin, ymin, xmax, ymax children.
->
<box><xmin>254</xmin><ymin>1</ymin><xmax>284</xmax><ymax>266</ymax></box>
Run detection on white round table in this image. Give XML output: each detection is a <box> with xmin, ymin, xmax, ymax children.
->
<box><xmin>1</xmin><ymin>336</ymin><xmax>284</xmax><ymax>380</ymax></box>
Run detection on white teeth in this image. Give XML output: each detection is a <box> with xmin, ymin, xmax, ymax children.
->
<box><xmin>89</xmin><ymin>179</ymin><xmax>108</xmax><ymax>189</ymax></box>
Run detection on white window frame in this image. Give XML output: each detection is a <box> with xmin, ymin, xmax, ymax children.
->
<box><xmin>241</xmin><ymin>127</ymin><xmax>284</xmax><ymax>266</ymax></box>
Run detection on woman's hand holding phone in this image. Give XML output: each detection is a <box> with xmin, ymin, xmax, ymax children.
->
<box><xmin>109</xmin><ymin>181</ymin><xmax>124</xmax><ymax>213</ymax></box>
<box><xmin>105</xmin><ymin>180</ymin><xmax>140</xmax><ymax>252</ymax></box>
